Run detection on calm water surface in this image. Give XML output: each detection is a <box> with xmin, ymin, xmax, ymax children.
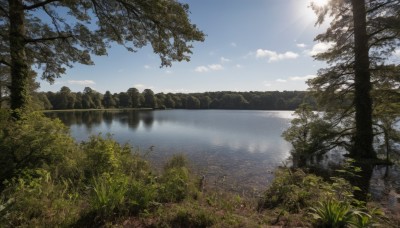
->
<box><xmin>47</xmin><ymin>109</ymin><xmax>293</xmax><ymax>194</ymax></box>
<box><xmin>46</xmin><ymin>109</ymin><xmax>400</xmax><ymax>198</ymax></box>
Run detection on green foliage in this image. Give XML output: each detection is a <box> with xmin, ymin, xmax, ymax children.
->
<box><xmin>283</xmin><ymin>105</ymin><xmax>334</xmax><ymax>164</ymax></box>
<box><xmin>90</xmin><ymin>173</ymin><xmax>129</xmax><ymax>217</ymax></box>
<box><xmin>258</xmin><ymin>168</ymin><xmax>327</xmax><ymax>213</ymax></box>
<box><xmin>170</xmin><ymin>206</ymin><xmax>216</xmax><ymax>228</ymax></box>
<box><xmin>81</xmin><ymin>134</ymin><xmax>132</xmax><ymax>177</ymax></box>
<box><xmin>258</xmin><ymin>162</ymin><xmax>386</xmax><ymax>227</ymax></box>
<box><xmin>41</xmin><ymin>89</ymin><xmax>312</xmax><ymax>110</ymax></box>
<box><xmin>309</xmin><ymin>199</ymin><xmax>384</xmax><ymax>228</ymax></box>
<box><xmin>0</xmin><ymin>169</ymin><xmax>82</xmax><ymax>227</ymax></box>
<box><xmin>90</xmin><ymin>173</ymin><xmax>158</xmax><ymax>218</ymax></box>
<box><xmin>164</xmin><ymin>154</ymin><xmax>188</xmax><ymax>171</ymax></box>
<box><xmin>0</xmin><ymin>111</ymin><xmax>81</xmax><ymax>184</ymax></box>
<box><xmin>159</xmin><ymin>155</ymin><xmax>194</xmax><ymax>203</ymax></box>
<box><xmin>309</xmin><ymin>200</ymin><xmax>355</xmax><ymax>228</ymax></box>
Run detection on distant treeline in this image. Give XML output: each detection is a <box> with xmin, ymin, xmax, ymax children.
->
<box><xmin>34</xmin><ymin>86</ymin><xmax>314</xmax><ymax>110</ymax></box>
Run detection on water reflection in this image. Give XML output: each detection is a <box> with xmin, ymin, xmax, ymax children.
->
<box><xmin>45</xmin><ymin>109</ymin><xmax>400</xmax><ymax>197</ymax></box>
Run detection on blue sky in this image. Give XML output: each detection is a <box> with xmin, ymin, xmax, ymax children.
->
<box><xmin>38</xmin><ymin>0</ymin><xmax>333</xmax><ymax>94</ymax></box>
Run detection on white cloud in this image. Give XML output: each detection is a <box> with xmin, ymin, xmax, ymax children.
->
<box><xmin>195</xmin><ymin>66</ymin><xmax>209</xmax><ymax>73</ymax></box>
<box><xmin>220</xmin><ymin>57</ymin><xmax>231</xmax><ymax>63</ymax></box>
<box><xmin>289</xmin><ymin>74</ymin><xmax>317</xmax><ymax>81</ymax></box>
<box><xmin>297</xmin><ymin>43</ymin><xmax>307</xmax><ymax>48</ymax></box>
<box><xmin>165</xmin><ymin>70</ymin><xmax>173</xmax><ymax>74</ymax></box>
<box><xmin>208</xmin><ymin>64</ymin><xmax>224</xmax><ymax>71</ymax></box>
<box><xmin>276</xmin><ymin>79</ymin><xmax>287</xmax><ymax>83</ymax></box>
<box><xmin>236</xmin><ymin>64</ymin><xmax>243</xmax><ymax>68</ymax></box>
<box><xmin>68</xmin><ymin>80</ymin><xmax>95</xmax><ymax>85</ymax></box>
<box><xmin>263</xmin><ymin>81</ymin><xmax>272</xmax><ymax>87</ymax></box>
<box><xmin>256</xmin><ymin>49</ymin><xmax>299</xmax><ymax>62</ymax></box>
<box><xmin>394</xmin><ymin>49</ymin><xmax>400</xmax><ymax>57</ymax></box>
<box><xmin>242</xmin><ymin>51</ymin><xmax>254</xmax><ymax>59</ymax></box>
<box><xmin>144</xmin><ymin>65</ymin><xmax>151</xmax><ymax>69</ymax></box>
<box><xmin>133</xmin><ymin>84</ymin><xmax>145</xmax><ymax>89</ymax></box>
<box><xmin>160</xmin><ymin>88</ymin><xmax>197</xmax><ymax>93</ymax></box>
<box><xmin>308</xmin><ymin>42</ymin><xmax>335</xmax><ymax>56</ymax></box>
<box><xmin>195</xmin><ymin>64</ymin><xmax>224</xmax><ymax>73</ymax></box>
<box><xmin>231</xmin><ymin>42</ymin><xmax>237</xmax><ymax>47</ymax></box>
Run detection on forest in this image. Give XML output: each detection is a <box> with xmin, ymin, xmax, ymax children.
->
<box><xmin>28</xmin><ymin>87</ymin><xmax>313</xmax><ymax>110</ymax></box>
<box><xmin>0</xmin><ymin>0</ymin><xmax>400</xmax><ymax>227</ymax></box>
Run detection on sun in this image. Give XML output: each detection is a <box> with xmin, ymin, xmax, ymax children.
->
<box><xmin>311</xmin><ymin>0</ymin><xmax>329</xmax><ymax>7</ymax></box>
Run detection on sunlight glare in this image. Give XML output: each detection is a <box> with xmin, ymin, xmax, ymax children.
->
<box><xmin>311</xmin><ymin>0</ymin><xmax>329</xmax><ymax>7</ymax></box>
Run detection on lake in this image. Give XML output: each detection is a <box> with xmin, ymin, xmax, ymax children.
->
<box><xmin>46</xmin><ymin>109</ymin><xmax>293</xmax><ymax>195</ymax></box>
<box><xmin>45</xmin><ymin>109</ymin><xmax>400</xmax><ymax>198</ymax></box>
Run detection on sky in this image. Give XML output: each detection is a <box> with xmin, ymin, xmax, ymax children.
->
<box><xmin>38</xmin><ymin>0</ymin><xmax>334</xmax><ymax>94</ymax></box>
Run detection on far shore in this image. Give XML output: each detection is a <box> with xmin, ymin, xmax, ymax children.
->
<box><xmin>41</xmin><ymin>108</ymin><xmax>154</xmax><ymax>113</ymax></box>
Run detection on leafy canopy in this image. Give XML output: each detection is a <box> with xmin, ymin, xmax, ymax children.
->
<box><xmin>0</xmin><ymin>0</ymin><xmax>205</xmax><ymax>83</ymax></box>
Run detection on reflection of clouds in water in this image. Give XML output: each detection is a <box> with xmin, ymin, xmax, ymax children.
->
<box><xmin>255</xmin><ymin>110</ymin><xmax>294</xmax><ymax>119</ymax></box>
<box><xmin>210</xmin><ymin>134</ymin><xmax>290</xmax><ymax>157</ymax></box>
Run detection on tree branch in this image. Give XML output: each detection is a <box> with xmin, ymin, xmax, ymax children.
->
<box><xmin>0</xmin><ymin>59</ymin><xmax>10</xmax><ymax>67</ymax></box>
<box><xmin>24</xmin><ymin>0</ymin><xmax>59</xmax><ymax>10</ymax></box>
<box><xmin>366</xmin><ymin>1</ymin><xmax>393</xmax><ymax>14</ymax></box>
<box><xmin>0</xmin><ymin>5</ymin><xmax>8</xmax><ymax>17</ymax></box>
<box><xmin>25</xmin><ymin>34</ymin><xmax>73</xmax><ymax>43</ymax></box>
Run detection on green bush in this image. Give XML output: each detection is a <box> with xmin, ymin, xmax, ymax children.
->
<box><xmin>164</xmin><ymin>154</ymin><xmax>188</xmax><ymax>170</ymax></box>
<box><xmin>309</xmin><ymin>199</ymin><xmax>355</xmax><ymax>228</ymax></box>
<box><xmin>159</xmin><ymin>155</ymin><xmax>197</xmax><ymax>203</ymax></box>
<box><xmin>81</xmin><ymin>134</ymin><xmax>133</xmax><ymax>177</ymax></box>
<box><xmin>90</xmin><ymin>173</ymin><xmax>158</xmax><ymax>218</ymax></box>
<box><xmin>0</xmin><ymin>169</ymin><xmax>82</xmax><ymax>227</ymax></box>
<box><xmin>170</xmin><ymin>206</ymin><xmax>216</xmax><ymax>228</ymax></box>
<box><xmin>90</xmin><ymin>173</ymin><xmax>129</xmax><ymax>217</ymax></box>
<box><xmin>258</xmin><ymin>168</ymin><xmax>326</xmax><ymax>212</ymax></box>
<box><xmin>0</xmin><ymin>112</ymin><xmax>81</xmax><ymax>184</ymax></box>
<box><xmin>309</xmin><ymin>199</ymin><xmax>384</xmax><ymax>227</ymax></box>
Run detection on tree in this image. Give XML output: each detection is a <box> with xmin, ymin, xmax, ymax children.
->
<box><xmin>127</xmin><ymin>88</ymin><xmax>140</xmax><ymax>108</ymax></box>
<box><xmin>0</xmin><ymin>0</ymin><xmax>205</xmax><ymax>113</ymax></box>
<box><xmin>186</xmin><ymin>95</ymin><xmax>200</xmax><ymax>109</ymax></box>
<box><xmin>102</xmin><ymin>91</ymin><xmax>116</xmax><ymax>108</ymax></box>
<box><xmin>310</xmin><ymin>0</ymin><xmax>400</xmax><ymax>159</ymax></box>
<box><xmin>164</xmin><ymin>94</ymin><xmax>175</xmax><ymax>109</ymax></box>
<box><xmin>118</xmin><ymin>92</ymin><xmax>130</xmax><ymax>108</ymax></box>
<box><xmin>142</xmin><ymin>89</ymin><xmax>156</xmax><ymax>108</ymax></box>
<box><xmin>199</xmin><ymin>95</ymin><xmax>212</xmax><ymax>109</ymax></box>
<box><xmin>282</xmin><ymin>104</ymin><xmax>346</xmax><ymax>167</ymax></box>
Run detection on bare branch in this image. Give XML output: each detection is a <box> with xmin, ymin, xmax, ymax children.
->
<box><xmin>24</xmin><ymin>0</ymin><xmax>59</xmax><ymax>11</ymax></box>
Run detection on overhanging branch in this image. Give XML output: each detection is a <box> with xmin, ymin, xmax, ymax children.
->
<box><xmin>0</xmin><ymin>5</ymin><xmax>8</xmax><ymax>17</ymax></box>
<box><xmin>24</xmin><ymin>0</ymin><xmax>59</xmax><ymax>10</ymax></box>
<box><xmin>0</xmin><ymin>59</ymin><xmax>10</xmax><ymax>67</ymax></box>
<box><xmin>25</xmin><ymin>35</ymin><xmax>73</xmax><ymax>43</ymax></box>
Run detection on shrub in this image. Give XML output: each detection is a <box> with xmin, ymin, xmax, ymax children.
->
<box><xmin>309</xmin><ymin>199</ymin><xmax>384</xmax><ymax>227</ymax></box>
<box><xmin>90</xmin><ymin>173</ymin><xmax>129</xmax><ymax>217</ymax></box>
<box><xmin>0</xmin><ymin>111</ymin><xmax>81</xmax><ymax>185</ymax></box>
<box><xmin>81</xmin><ymin>134</ymin><xmax>132</xmax><ymax>177</ymax></box>
<box><xmin>159</xmin><ymin>154</ymin><xmax>197</xmax><ymax>203</ymax></box>
<box><xmin>258</xmin><ymin>168</ymin><xmax>326</xmax><ymax>212</ymax></box>
<box><xmin>170</xmin><ymin>206</ymin><xmax>215</xmax><ymax>228</ymax></box>
<box><xmin>0</xmin><ymin>169</ymin><xmax>82</xmax><ymax>227</ymax></box>
<box><xmin>309</xmin><ymin>199</ymin><xmax>355</xmax><ymax>228</ymax></box>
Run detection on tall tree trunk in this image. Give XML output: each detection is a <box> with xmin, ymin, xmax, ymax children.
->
<box><xmin>9</xmin><ymin>0</ymin><xmax>30</xmax><ymax>113</ymax></box>
<box><xmin>351</xmin><ymin>0</ymin><xmax>376</xmax><ymax>159</ymax></box>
